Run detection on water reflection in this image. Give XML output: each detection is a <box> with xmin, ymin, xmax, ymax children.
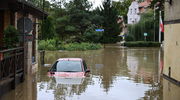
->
<box><xmin>1</xmin><ymin>73</ymin><xmax>37</xmax><ymax>100</ymax></box>
<box><xmin>1</xmin><ymin>47</ymin><xmax>180</xmax><ymax>100</ymax></box>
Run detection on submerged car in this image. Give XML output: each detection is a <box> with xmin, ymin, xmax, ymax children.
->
<box><xmin>48</xmin><ymin>58</ymin><xmax>90</xmax><ymax>78</ymax></box>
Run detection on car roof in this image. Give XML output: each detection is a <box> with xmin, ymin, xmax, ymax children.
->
<box><xmin>57</xmin><ymin>58</ymin><xmax>83</xmax><ymax>61</ymax></box>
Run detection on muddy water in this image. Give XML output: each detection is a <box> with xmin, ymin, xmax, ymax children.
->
<box><xmin>1</xmin><ymin>46</ymin><xmax>180</xmax><ymax>100</ymax></box>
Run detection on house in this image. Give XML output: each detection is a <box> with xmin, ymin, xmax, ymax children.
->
<box><xmin>139</xmin><ymin>0</ymin><xmax>152</xmax><ymax>13</ymax></box>
<box><xmin>127</xmin><ymin>0</ymin><xmax>140</xmax><ymax>24</ymax></box>
<box><xmin>127</xmin><ymin>0</ymin><xmax>152</xmax><ymax>24</ymax></box>
<box><xmin>163</xmin><ymin>0</ymin><xmax>180</xmax><ymax>85</ymax></box>
<box><xmin>0</xmin><ymin>0</ymin><xmax>48</xmax><ymax>94</ymax></box>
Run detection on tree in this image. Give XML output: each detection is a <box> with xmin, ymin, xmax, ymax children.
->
<box><xmin>127</xmin><ymin>10</ymin><xmax>156</xmax><ymax>41</ymax></box>
<box><xmin>90</xmin><ymin>7</ymin><xmax>104</xmax><ymax>27</ymax></box>
<box><xmin>101</xmin><ymin>0</ymin><xmax>120</xmax><ymax>43</ymax></box>
<box><xmin>112</xmin><ymin>0</ymin><xmax>131</xmax><ymax>23</ymax></box>
<box><xmin>41</xmin><ymin>16</ymin><xmax>56</xmax><ymax>40</ymax></box>
<box><xmin>65</xmin><ymin>0</ymin><xmax>92</xmax><ymax>35</ymax></box>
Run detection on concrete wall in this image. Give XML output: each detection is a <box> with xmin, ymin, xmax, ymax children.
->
<box><xmin>165</xmin><ymin>0</ymin><xmax>180</xmax><ymax>21</ymax></box>
<box><xmin>163</xmin><ymin>78</ymin><xmax>180</xmax><ymax>100</ymax></box>
<box><xmin>164</xmin><ymin>0</ymin><xmax>180</xmax><ymax>82</ymax></box>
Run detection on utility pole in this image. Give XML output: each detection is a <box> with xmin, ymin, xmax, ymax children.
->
<box><xmin>154</xmin><ymin>5</ymin><xmax>156</xmax><ymax>42</ymax></box>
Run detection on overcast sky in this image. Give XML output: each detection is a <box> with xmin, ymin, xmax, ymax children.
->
<box><xmin>89</xmin><ymin>0</ymin><xmax>122</xmax><ymax>9</ymax></box>
<box><xmin>49</xmin><ymin>0</ymin><xmax>122</xmax><ymax>9</ymax></box>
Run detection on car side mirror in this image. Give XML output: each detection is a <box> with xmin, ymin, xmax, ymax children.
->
<box><xmin>86</xmin><ymin>69</ymin><xmax>90</xmax><ymax>73</ymax></box>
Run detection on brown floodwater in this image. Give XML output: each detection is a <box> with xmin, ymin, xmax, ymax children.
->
<box><xmin>1</xmin><ymin>46</ymin><xmax>180</xmax><ymax>100</ymax></box>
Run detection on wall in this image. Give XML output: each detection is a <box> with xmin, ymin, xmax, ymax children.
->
<box><xmin>3</xmin><ymin>10</ymin><xmax>11</xmax><ymax>30</ymax></box>
<box><xmin>164</xmin><ymin>0</ymin><xmax>180</xmax><ymax>82</ymax></box>
<box><xmin>15</xmin><ymin>11</ymin><xmax>39</xmax><ymax>74</ymax></box>
<box><xmin>127</xmin><ymin>1</ymin><xmax>140</xmax><ymax>24</ymax></box>
<box><xmin>0</xmin><ymin>11</ymin><xmax>4</xmax><ymax>47</ymax></box>
<box><xmin>163</xmin><ymin>78</ymin><xmax>180</xmax><ymax>100</ymax></box>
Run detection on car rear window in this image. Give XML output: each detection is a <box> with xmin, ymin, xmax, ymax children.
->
<box><xmin>56</xmin><ymin>60</ymin><xmax>82</xmax><ymax>72</ymax></box>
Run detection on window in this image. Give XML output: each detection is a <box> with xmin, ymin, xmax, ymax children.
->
<box><xmin>83</xmin><ymin>60</ymin><xmax>87</xmax><ymax>71</ymax></box>
<box><xmin>50</xmin><ymin>61</ymin><xmax>58</xmax><ymax>72</ymax></box>
<box><xmin>56</xmin><ymin>60</ymin><xmax>82</xmax><ymax>72</ymax></box>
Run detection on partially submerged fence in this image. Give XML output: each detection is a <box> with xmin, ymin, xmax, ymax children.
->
<box><xmin>0</xmin><ymin>47</ymin><xmax>24</xmax><ymax>88</ymax></box>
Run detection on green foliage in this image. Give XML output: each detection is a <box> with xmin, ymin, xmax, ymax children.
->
<box><xmin>64</xmin><ymin>35</ymin><xmax>86</xmax><ymax>43</ymax></box>
<box><xmin>127</xmin><ymin>10</ymin><xmax>157</xmax><ymax>41</ymax></box>
<box><xmin>125</xmin><ymin>34</ymin><xmax>134</xmax><ymax>41</ymax></box>
<box><xmin>63</xmin><ymin>43</ymin><xmax>102</xmax><ymax>51</ymax></box>
<box><xmin>90</xmin><ymin>7</ymin><xmax>104</xmax><ymax>26</ymax></box>
<box><xmin>124</xmin><ymin>41</ymin><xmax>161</xmax><ymax>47</ymax></box>
<box><xmin>39</xmin><ymin>0</ymin><xmax>123</xmax><ymax>44</ymax></box>
<box><xmin>84</xmin><ymin>25</ymin><xmax>103</xmax><ymax>43</ymax></box>
<box><xmin>41</xmin><ymin>16</ymin><xmax>56</xmax><ymax>40</ymax></box>
<box><xmin>3</xmin><ymin>25</ymin><xmax>19</xmax><ymax>48</ymax></box>
<box><xmin>112</xmin><ymin>0</ymin><xmax>131</xmax><ymax>23</ymax></box>
<box><xmin>38</xmin><ymin>39</ymin><xmax>57</xmax><ymax>50</ymax></box>
<box><xmin>101</xmin><ymin>0</ymin><xmax>120</xmax><ymax>43</ymax></box>
<box><xmin>38</xmin><ymin>39</ymin><xmax>102</xmax><ymax>51</ymax></box>
<box><xmin>65</xmin><ymin>0</ymin><xmax>92</xmax><ymax>35</ymax></box>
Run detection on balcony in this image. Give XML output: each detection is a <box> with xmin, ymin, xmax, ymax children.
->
<box><xmin>0</xmin><ymin>47</ymin><xmax>24</xmax><ymax>85</ymax></box>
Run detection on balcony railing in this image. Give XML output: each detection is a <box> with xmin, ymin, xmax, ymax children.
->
<box><xmin>0</xmin><ymin>47</ymin><xmax>24</xmax><ymax>82</ymax></box>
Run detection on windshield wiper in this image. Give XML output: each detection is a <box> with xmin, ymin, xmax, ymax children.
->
<box><xmin>62</xmin><ymin>71</ymin><xmax>79</xmax><ymax>72</ymax></box>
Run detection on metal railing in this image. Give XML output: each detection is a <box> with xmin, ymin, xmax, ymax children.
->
<box><xmin>0</xmin><ymin>47</ymin><xmax>24</xmax><ymax>82</ymax></box>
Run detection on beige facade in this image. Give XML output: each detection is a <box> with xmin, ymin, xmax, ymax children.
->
<box><xmin>164</xmin><ymin>0</ymin><xmax>180</xmax><ymax>83</ymax></box>
<box><xmin>163</xmin><ymin>78</ymin><xmax>180</xmax><ymax>100</ymax></box>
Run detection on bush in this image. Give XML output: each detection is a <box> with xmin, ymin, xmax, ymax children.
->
<box><xmin>125</xmin><ymin>34</ymin><xmax>134</xmax><ymax>41</ymax></box>
<box><xmin>124</xmin><ymin>41</ymin><xmax>160</xmax><ymax>47</ymax></box>
<box><xmin>38</xmin><ymin>39</ymin><xmax>102</xmax><ymax>51</ymax></box>
<box><xmin>38</xmin><ymin>39</ymin><xmax>57</xmax><ymax>50</ymax></box>
<box><xmin>65</xmin><ymin>35</ymin><xmax>86</xmax><ymax>43</ymax></box>
<box><xmin>63</xmin><ymin>43</ymin><xmax>102</xmax><ymax>51</ymax></box>
<box><xmin>3</xmin><ymin>25</ymin><xmax>19</xmax><ymax>48</ymax></box>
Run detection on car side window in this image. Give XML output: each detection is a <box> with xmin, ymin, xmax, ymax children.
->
<box><xmin>51</xmin><ymin>61</ymin><xmax>58</xmax><ymax>72</ymax></box>
<box><xmin>83</xmin><ymin>60</ymin><xmax>87</xmax><ymax>71</ymax></box>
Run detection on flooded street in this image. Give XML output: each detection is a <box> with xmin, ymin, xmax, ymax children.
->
<box><xmin>1</xmin><ymin>46</ymin><xmax>180</xmax><ymax>100</ymax></box>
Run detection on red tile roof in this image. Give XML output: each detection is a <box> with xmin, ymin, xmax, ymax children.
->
<box><xmin>139</xmin><ymin>0</ymin><xmax>151</xmax><ymax>8</ymax></box>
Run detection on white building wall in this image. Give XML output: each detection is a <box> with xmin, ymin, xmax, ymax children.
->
<box><xmin>127</xmin><ymin>1</ymin><xmax>140</xmax><ymax>24</ymax></box>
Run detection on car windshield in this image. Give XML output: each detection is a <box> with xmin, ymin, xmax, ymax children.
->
<box><xmin>56</xmin><ymin>60</ymin><xmax>82</xmax><ymax>72</ymax></box>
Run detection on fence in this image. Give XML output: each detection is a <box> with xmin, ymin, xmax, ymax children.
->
<box><xmin>0</xmin><ymin>47</ymin><xmax>24</xmax><ymax>88</ymax></box>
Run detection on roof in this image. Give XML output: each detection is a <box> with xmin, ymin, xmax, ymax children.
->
<box><xmin>57</xmin><ymin>58</ymin><xmax>83</xmax><ymax>61</ymax></box>
<box><xmin>0</xmin><ymin>0</ymin><xmax>48</xmax><ymax>19</ymax></box>
<box><xmin>139</xmin><ymin>1</ymin><xmax>151</xmax><ymax>8</ymax></box>
<box><xmin>17</xmin><ymin>0</ymin><xmax>48</xmax><ymax>17</ymax></box>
